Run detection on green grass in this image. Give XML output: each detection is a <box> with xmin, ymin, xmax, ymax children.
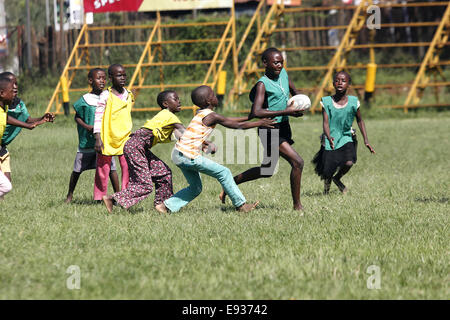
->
<box><xmin>0</xmin><ymin>111</ymin><xmax>449</xmax><ymax>299</ymax></box>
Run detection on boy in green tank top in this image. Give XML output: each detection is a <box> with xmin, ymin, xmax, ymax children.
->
<box><xmin>220</xmin><ymin>47</ymin><xmax>305</xmax><ymax>211</ymax></box>
<box><xmin>312</xmin><ymin>71</ymin><xmax>375</xmax><ymax>194</ymax></box>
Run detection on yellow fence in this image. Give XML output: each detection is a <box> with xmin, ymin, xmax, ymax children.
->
<box><xmin>48</xmin><ymin>1</ymin><xmax>449</xmax><ymax>115</ymax></box>
<box><xmin>46</xmin><ymin>7</ymin><xmax>237</xmax><ymax>114</ymax></box>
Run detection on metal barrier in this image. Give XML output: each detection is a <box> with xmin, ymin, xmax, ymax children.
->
<box><xmin>46</xmin><ymin>7</ymin><xmax>237</xmax><ymax>115</ymax></box>
<box><xmin>230</xmin><ymin>1</ymin><xmax>450</xmax><ymax>113</ymax></box>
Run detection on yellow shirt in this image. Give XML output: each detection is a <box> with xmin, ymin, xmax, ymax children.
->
<box><xmin>100</xmin><ymin>88</ymin><xmax>134</xmax><ymax>156</ymax></box>
<box><xmin>142</xmin><ymin>109</ymin><xmax>181</xmax><ymax>147</ymax></box>
<box><xmin>0</xmin><ymin>105</ymin><xmax>8</xmax><ymax>139</ymax></box>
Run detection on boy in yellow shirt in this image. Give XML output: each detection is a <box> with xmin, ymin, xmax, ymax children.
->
<box><xmin>102</xmin><ymin>90</ymin><xmax>188</xmax><ymax>212</ymax></box>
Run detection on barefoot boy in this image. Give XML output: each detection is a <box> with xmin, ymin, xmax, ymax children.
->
<box><xmin>155</xmin><ymin>85</ymin><xmax>275</xmax><ymax>214</ymax></box>
<box><xmin>65</xmin><ymin>68</ymin><xmax>120</xmax><ymax>203</ymax></box>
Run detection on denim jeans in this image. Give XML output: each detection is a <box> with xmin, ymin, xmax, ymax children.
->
<box><xmin>164</xmin><ymin>150</ymin><xmax>246</xmax><ymax>212</ymax></box>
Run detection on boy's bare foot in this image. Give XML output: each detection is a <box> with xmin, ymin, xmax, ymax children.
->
<box><xmin>294</xmin><ymin>204</ymin><xmax>304</xmax><ymax>211</ymax></box>
<box><xmin>332</xmin><ymin>177</ymin><xmax>348</xmax><ymax>194</ymax></box>
<box><xmin>324</xmin><ymin>178</ymin><xmax>331</xmax><ymax>195</ymax></box>
<box><xmin>219</xmin><ymin>190</ymin><xmax>227</xmax><ymax>204</ymax></box>
<box><xmin>155</xmin><ymin>202</ymin><xmax>169</xmax><ymax>214</ymax></box>
<box><xmin>102</xmin><ymin>195</ymin><xmax>114</xmax><ymax>213</ymax></box>
<box><xmin>237</xmin><ymin>201</ymin><xmax>259</xmax><ymax>213</ymax></box>
<box><xmin>65</xmin><ymin>195</ymin><xmax>73</xmax><ymax>204</ymax></box>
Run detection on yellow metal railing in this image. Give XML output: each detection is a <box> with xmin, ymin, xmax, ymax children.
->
<box><xmin>46</xmin><ymin>7</ymin><xmax>237</xmax><ymax>115</ymax></box>
<box><xmin>403</xmin><ymin>2</ymin><xmax>450</xmax><ymax>113</ymax></box>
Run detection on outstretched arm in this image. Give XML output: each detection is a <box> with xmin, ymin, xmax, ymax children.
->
<box><xmin>202</xmin><ymin>112</ymin><xmax>275</xmax><ymax>130</ymax></box>
<box><xmin>172</xmin><ymin>123</ymin><xmax>185</xmax><ymax>140</ymax></box>
<box><xmin>27</xmin><ymin>113</ymin><xmax>55</xmax><ymax>124</ymax></box>
<box><xmin>355</xmin><ymin>108</ymin><xmax>375</xmax><ymax>153</ymax></box>
<box><xmin>250</xmin><ymin>82</ymin><xmax>303</xmax><ymax>119</ymax></box>
<box><xmin>7</xmin><ymin>115</ymin><xmax>37</xmax><ymax>130</ymax></box>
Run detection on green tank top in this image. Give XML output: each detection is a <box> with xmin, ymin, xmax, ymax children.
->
<box><xmin>2</xmin><ymin>98</ymin><xmax>30</xmax><ymax>146</ymax></box>
<box><xmin>250</xmin><ymin>68</ymin><xmax>290</xmax><ymax>123</ymax></box>
<box><xmin>321</xmin><ymin>95</ymin><xmax>358</xmax><ymax>151</ymax></box>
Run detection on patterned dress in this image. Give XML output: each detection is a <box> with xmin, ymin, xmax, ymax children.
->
<box><xmin>112</xmin><ymin>128</ymin><xmax>173</xmax><ymax>209</ymax></box>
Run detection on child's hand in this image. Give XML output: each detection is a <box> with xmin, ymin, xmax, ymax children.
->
<box><xmin>43</xmin><ymin>113</ymin><xmax>55</xmax><ymax>122</ymax></box>
<box><xmin>286</xmin><ymin>101</ymin><xmax>304</xmax><ymax>117</ymax></box>
<box><xmin>87</xmin><ymin>125</ymin><xmax>94</xmax><ymax>132</ymax></box>
<box><xmin>365</xmin><ymin>143</ymin><xmax>375</xmax><ymax>154</ymax></box>
<box><xmin>202</xmin><ymin>142</ymin><xmax>217</xmax><ymax>154</ymax></box>
<box><xmin>328</xmin><ymin>136</ymin><xmax>335</xmax><ymax>149</ymax></box>
<box><xmin>259</xmin><ymin>118</ymin><xmax>276</xmax><ymax>128</ymax></box>
<box><xmin>95</xmin><ymin>137</ymin><xmax>104</xmax><ymax>154</ymax></box>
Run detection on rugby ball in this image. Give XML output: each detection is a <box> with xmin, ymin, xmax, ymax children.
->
<box><xmin>288</xmin><ymin>94</ymin><xmax>311</xmax><ymax>111</ymax></box>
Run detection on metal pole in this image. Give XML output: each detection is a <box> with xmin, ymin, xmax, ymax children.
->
<box><xmin>26</xmin><ymin>0</ymin><xmax>32</xmax><ymax>69</ymax></box>
<box><xmin>59</xmin><ymin>0</ymin><xmax>64</xmax><ymax>69</ymax></box>
<box><xmin>46</xmin><ymin>0</ymin><xmax>51</xmax><ymax>27</ymax></box>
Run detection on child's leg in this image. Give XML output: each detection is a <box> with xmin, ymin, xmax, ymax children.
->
<box><xmin>332</xmin><ymin>161</ymin><xmax>353</xmax><ymax>193</ymax></box>
<box><xmin>94</xmin><ymin>154</ymin><xmax>112</xmax><ymax>200</ymax></box>
<box><xmin>109</xmin><ymin>171</ymin><xmax>120</xmax><ymax>193</ymax></box>
<box><xmin>279</xmin><ymin>142</ymin><xmax>304</xmax><ymax>210</ymax></box>
<box><xmin>65</xmin><ymin>171</ymin><xmax>81</xmax><ymax>203</ymax></box>
<box><xmin>0</xmin><ymin>170</ymin><xmax>12</xmax><ymax>197</ymax></box>
<box><xmin>117</xmin><ymin>154</ymin><xmax>129</xmax><ymax>190</ymax></box>
<box><xmin>112</xmin><ymin>141</ymin><xmax>155</xmax><ymax>209</ymax></box>
<box><xmin>163</xmin><ymin>151</ymin><xmax>203</xmax><ymax>213</ymax></box>
<box><xmin>149</xmin><ymin>154</ymin><xmax>173</xmax><ymax>207</ymax></box>
<box><xmin>194</xmin><ymin>156</ymin><xmax>246</xmax><ymax>208</ymax></box>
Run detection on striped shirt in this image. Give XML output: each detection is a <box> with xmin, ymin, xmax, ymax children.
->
<box><xmin>93</xmin><ymin>89</ymin><xmax>129</xmax><ymax>134</ymax></box>
<box><xmin>175</xmin><ymin>109</ymin><xmax>215</xmax><ymax>159</ymax></box>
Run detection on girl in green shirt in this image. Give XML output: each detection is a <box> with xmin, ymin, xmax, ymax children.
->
<box><xmin>312</xmin><ymin>71</ymin><xmax>375</xmax><ymax>194</ymax></box>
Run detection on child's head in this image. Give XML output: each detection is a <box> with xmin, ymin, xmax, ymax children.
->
<box><xmin>88</xmin><ymin>68</ymin><xmax>106</xmax><ymax>93</ymax></box>
<box><xmin>333</xmin><ymin>71</ymin><xmax>352</xmax><ymax>94</ymax></box>
<box><xmin>191</xmin><ymin>85</ymin><xmax>218</xmax><ymax>109</ymax></box>
<box><xmin>0</xmin><ymin>77</ymin><xmax>15</xmax><ymax>106</ymax></box>
<box><xmin>108</xmin><ymin>64</ymin><xmax>126</xmax><ymax>88</ymax></box>
<box><xmin>157</xmin><ymin>90</ymin><xmax>181</xmax><ymax>113</ymax></box>
<box><xmin>0</xmin><ymin>71</ymin><xmax>18</xmax><ymax>98</ymax></box>
<box><xmin>261</xmin><ymin>47</ymin><xmax>283</xmax><ymax>77</ymax></box>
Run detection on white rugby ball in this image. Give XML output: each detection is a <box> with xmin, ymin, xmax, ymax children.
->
<box><xmin>288</xmin><ymin>94</ymin><xmax>311</xmax><ymax>111</ymax></box>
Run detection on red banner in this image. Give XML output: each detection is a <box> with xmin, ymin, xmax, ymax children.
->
<box><xmin>83</xmin><ymin>0</ymin><xmax>144</xmax><ymax>13</ymax></box>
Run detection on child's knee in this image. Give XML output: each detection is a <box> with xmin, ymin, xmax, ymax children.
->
<box><xmin>291</xmin><ymin>156</ymin><xmax>304</xmax><ymax>170</ymax></box>
<box><xmin>191</xmin><ymin>183</ymin><xmax>202</xmax><ymax>197</ymax></box>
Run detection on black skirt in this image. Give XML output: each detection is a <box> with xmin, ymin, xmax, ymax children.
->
<box><xmin>312</xmin><ymin>136</ymin><xmax>358</xmax><ymax>180</ymax></box>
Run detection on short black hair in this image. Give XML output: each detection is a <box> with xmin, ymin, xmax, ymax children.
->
<box><xmin>0</xmin><ymin>77</ymin><xmax>12</xmax><ymax>90</ymax></box>
<box><xmin>333</xmin><ymin>70</ymin><xmax>352</xmax><ymax>84</ymax></box>
<box><xmin>108</xmin><ymin>64</ymin><xmax>124</xmax><ymax>76</ymax></box>
<box><xmin>261</xmin><ymin>47</ymin><xmax>281</xmax><ymax>63</ymax></box>
<box><xmin>0</xmin><ymin>71</ymin><xmax>15</xmax><ymax>79</ymax></box>
<box><xmin>88</xmin><ymin>68</ymin><xmax>105</xmax><ymax>79</ymax></box>
<box><xmin>191</xmin><ymin>85</ymin><xmax>211</xmax><ymax>108</ymax></box>
<box><xmin>157</xmin><ymin>90</ymin><xmax>176</xmax><ymax>109</ymax></box>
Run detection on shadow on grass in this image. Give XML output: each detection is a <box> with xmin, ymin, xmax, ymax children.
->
<box><xmin>65</xmin><ymin>198</ymin><xmax>102</xmax><ymax>206</ymax></box>
<box><xmin>415</xmin><ymin>196</ymin><xmax>449</xmax><ymax>204</ymax></box>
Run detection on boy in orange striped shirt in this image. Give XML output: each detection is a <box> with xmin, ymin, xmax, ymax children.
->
<box><xmin>155</xmin><ymin>85</ymin><xmax>274</xmax><ymax>214</ymax></box>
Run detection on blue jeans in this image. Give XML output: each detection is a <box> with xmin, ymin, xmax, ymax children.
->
<box><xmin>164</xmin><ymin>150</ymin><xmax>246</xmax><ymax>212</ymax></box>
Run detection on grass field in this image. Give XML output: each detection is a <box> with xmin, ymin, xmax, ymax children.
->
<box><xmin>0</xmin><ymin>110</ymin><xmax>448</xmax><ymax>300</ymax></box>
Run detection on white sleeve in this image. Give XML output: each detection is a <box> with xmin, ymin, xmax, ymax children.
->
<box><xmin>320</xmin><ymin>101</ymin><xmax>324</xmax><ymax>109</ymax></box>
<box><xmin>93</xmin><ymin>90</ymin><xmax>108</xmax><ymax>134</ymax></box>
<box><xmin>357</xmin><ymin>99</ymin><xmax>360</xmax><ymax>109</ymax></box>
